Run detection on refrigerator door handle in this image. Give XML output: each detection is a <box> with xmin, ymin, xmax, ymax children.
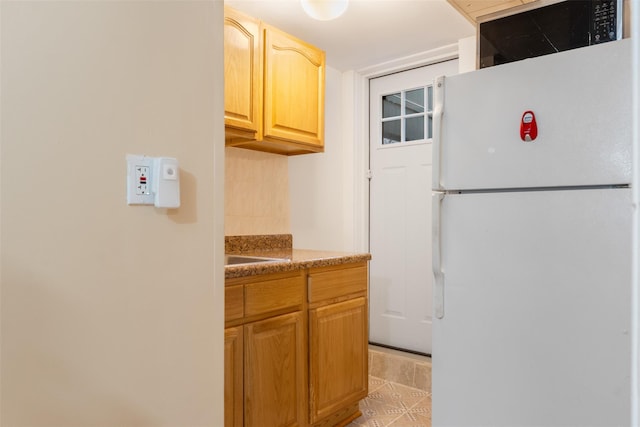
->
<box><xmin>432</xmin><ymin>191</ymin><xmax>445</xmax><ymax>319</ymax></box>
<box><xmin>432</xmin><ymin>76</ymin><xmax>445</xmax><ymax>192</ymax></box>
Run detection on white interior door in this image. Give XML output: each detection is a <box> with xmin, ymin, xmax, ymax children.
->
<box><xmin>369</xmin><ymin>60</ymin><xmax>457</xmax><ymax>354</ymax></box>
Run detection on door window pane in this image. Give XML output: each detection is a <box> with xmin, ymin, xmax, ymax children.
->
<box><xmin>380</xmin><ymin>85</ymin><xmax>433</xmax><ymax>146</ymax></box>
<box><xmin>405</xmin><ymin>116</ymin><xmax>424</xmax><ymax>141</ymax></box>
<box><xmin>382</xmin><ymin>120</ymin><xmax>401</xmax><ymax>145</ymax></box>
<box><xmin>382</xmin><ymin>93</ymin><xmax>401</xmax><ymax>118</ymax></box>
<box><xmin>405</xmin><ymin>89</ymin><xmax>424</xmax><ymax>114</ymax></box>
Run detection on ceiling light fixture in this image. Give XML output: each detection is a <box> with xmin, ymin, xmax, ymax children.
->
<box><xmin>301</xmin><ymin>0</ymin><xmax>349</xmax><ymax>21</ymax></box>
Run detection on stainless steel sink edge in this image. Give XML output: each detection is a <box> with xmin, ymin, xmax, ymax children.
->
<box><xmin>224</xmin><ymin>254</ymin><xmax>290</xmax><ymax>266</ymax></box>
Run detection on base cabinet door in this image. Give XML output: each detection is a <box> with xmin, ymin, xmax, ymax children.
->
<box><xmin>225</xmin><ymin>327</ymin><xmax>244</xmax><ymax>427</ymax></box>
<box><xmin>244</xmin><ymin>311</ymin><xmax>306</xmax><ymax>427</ymax></box>
<box><xmin>309</xmin><ymin>297</ymin><xmax>368</xmax><ymax>423</ymax></box>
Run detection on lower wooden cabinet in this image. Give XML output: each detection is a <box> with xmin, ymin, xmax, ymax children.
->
<box><xmin>225</xmin><ymin>313</ymin><xmax>306</xmax><ymax>427</ymax></box>
<box><xmin>245</xmin><ymin>312</ymin><xmax>306</xmax><ymax>427</ymax></box>
<box><xmin>224</xmin><ymin>262</ymin><xmax>368</xmax><ymax>427</ymax></box>
<box><xmin>307</xmin><ymin>263</ymin><xmax>368</xmax><ymax>426</ymax></box>
<box><xmin>225</xmin><ymin>327</ymin><xmax>244</xmax><ymax>427</ymax></box>
<box><xmin>309</xmin><ymin>297</ymin><xmax>368</xmax><ymax>424</ymax></box>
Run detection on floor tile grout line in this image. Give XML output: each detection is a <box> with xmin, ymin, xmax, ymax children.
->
<box><xmin>357</xmin><ymin>376</ymin><xmax>431</xmax><ymax>427</ymax></box>
<box><xmin>356</xmin><ymin>345</ymin><xmax>432</xmax><ymax>427</ymax></box>
<box><xmin>369</xmin><ymin>349</ymin><xmax>431</xmax><ymax>393</ymax></box>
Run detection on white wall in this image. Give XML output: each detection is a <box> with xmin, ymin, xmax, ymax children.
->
<box><xmin>289</xmin><ymin>46</ymin><xmax>461</xmax><ymax>254</ymax></box>
<box><xmin>0</xmin><ymin>2</ymin><xmax>225</xmax><ymax>425</ymax></box>
<box><xmin>289</xmin><ymin>66</ymin><xmax>354</xmax><ymax>251</ymax></box>
<box><xmin>458</xmin><ymin>35</ymin><xmax>477</xmax><ymax>73</ymax></box>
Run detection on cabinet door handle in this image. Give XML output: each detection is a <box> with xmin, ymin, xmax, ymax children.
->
<box><xmin>307</xmin><ymin>276</ymin><xmax>312</xmax><ymax>303</ymax></box>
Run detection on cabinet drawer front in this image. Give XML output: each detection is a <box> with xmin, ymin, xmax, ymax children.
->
<box><xmin>225</xmin><ymin>285</ymin><xmax>244</xmax><ymax>322</ymax></box>
<box><xmin>308</xmin><ymin>264</ymin><xmax>367</xmax><ymax>303</ymax></box>
<box><xmin>245</xmin><ymin>275</ymin><xmax>304</xmax><ymax>317</ymax></box>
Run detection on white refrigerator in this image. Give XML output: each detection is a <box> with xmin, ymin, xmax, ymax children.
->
<box><xmin>432</xmin><ymin>39</ymin><xmax>632</xmax><ymax>426</ymax></box>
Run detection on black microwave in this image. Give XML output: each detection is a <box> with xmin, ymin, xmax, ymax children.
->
<box><xmin>478</xmin><ymin>0</ymin><xmax>623</xmax><ymax>69</ymax></box>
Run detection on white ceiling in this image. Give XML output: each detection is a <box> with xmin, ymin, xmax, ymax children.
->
<box><xmin>224</xmin><ymin>0</ymin><xmax>476</xmax><ymax>71</ymax></box>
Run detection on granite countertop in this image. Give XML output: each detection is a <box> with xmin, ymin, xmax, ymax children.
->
<box><xmin>224</xmin><ymin>235</ymin><xmax>371</xmax><ymax>279</ymax></box>
<box><xmin>225</xmin><ymin>248</ymin><xmax>371</xmax><ymax>279</ymax></box>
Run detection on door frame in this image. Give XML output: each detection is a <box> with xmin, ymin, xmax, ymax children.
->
<box><xmin>347</xmin><ymin>43</ymin><xmax>460</xmax><ymax>254</ymax></box>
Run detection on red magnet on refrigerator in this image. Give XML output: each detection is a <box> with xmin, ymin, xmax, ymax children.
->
<box><xmin>520</xmin><ymin>110</ymin><xmax>538</xmax><ymax>142</ymax></box>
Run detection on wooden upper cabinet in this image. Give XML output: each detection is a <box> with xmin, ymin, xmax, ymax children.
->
<box><xmin>263</xmin><ymin>24</ymin><xmax>325</xmax><ymax>152</ymax></box>
<box><xmin>224</xmin><ymin>6</ymin><xmax>326</xmax><ymax>155</ymax></box>
<box><xmin>224</xmin><ymin>7</ymin><xmax>262</xmax><ymax>141</ymax></box>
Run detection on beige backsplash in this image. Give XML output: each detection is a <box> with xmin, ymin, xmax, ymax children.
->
<box><xmin>225</xmin><ymin>147</ymin><xmax>290</xmax><ymax>235</ymax></box>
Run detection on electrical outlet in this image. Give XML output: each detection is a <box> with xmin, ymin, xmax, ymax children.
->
<box><xmin>127</xmin><ymin>155</ymin><xmax>154</xmax><ymax>205</ymax></box>
<box><xmin>135</xmin><ymin>165</ymin><xmax>150</xmax><ymax>195</ymax></box>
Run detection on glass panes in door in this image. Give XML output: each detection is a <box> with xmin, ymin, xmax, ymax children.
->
<box><xmin>382</xmin><ymin>93</ymin><xmax>401</xmax><ymax>144</ymax></box>
<box><xmin>381</xmin><ymin>86</ymin><xmax>433</xmax><ymax>146</ymax></box>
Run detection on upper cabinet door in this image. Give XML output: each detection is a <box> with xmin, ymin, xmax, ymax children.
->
<box><xmin>224</xmin><ymin>7</ymin><xmax>262</xmax><ymax>141</ymax></box>
<box><xmin>263</xmin><ymin>24</ymin><xmax>325</xmax><ymax>151</ymax></box>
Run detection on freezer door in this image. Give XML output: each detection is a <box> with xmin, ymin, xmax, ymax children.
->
<box><xmin>432</xmin><ymin>188</ymin><xmax>631</xmax><ymax>427</ymax></box>
<box><xmin>433</xmin><ymin>39</ymin><xmax>631</xmax><ymax>191</ymax></box>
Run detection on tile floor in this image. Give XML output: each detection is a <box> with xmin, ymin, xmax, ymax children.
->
<box><xmin>346</xmin><ymin>346</ymin><xmax>432</xmax><ymax>427</ymax></box>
